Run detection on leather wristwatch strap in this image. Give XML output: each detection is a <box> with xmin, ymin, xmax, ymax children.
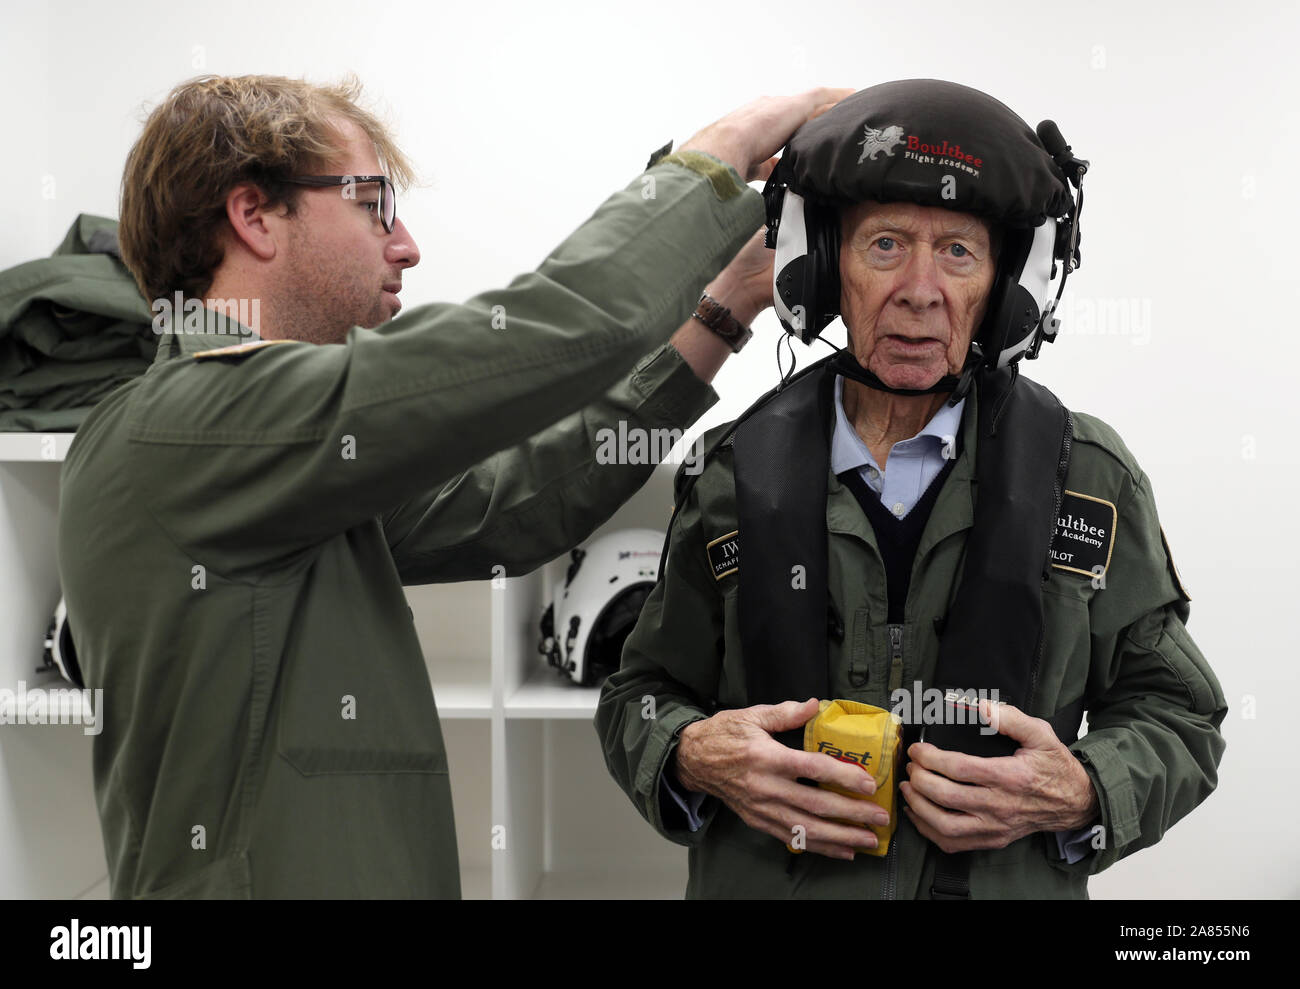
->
<box><xmin>691</xmin><ymin>292</ymin><xmax>753</xmax><ymax>352</ymax></box>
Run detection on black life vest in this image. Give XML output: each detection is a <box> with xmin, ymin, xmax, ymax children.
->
<box><xmin>727</xmin><ymin>353</ymin><xmax>1086</xmax><ymax>897</ymax></box>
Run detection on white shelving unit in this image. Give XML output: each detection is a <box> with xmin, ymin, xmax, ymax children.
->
<box><xmin>490</xmin><ymin>459</ymin><xmax>688</xmax><ymax>899</ymax></box>
<box><xmin>0</xmin><ymin>435</ymin><xmax>687</xmax><ymax>899</ymax></box>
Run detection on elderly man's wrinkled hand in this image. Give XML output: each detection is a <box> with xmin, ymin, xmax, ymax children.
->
<box><xmin>674</xmin><ymin>697</ymin><xmax>890</xmax><ymax>860</ymax></box>
<box><xmin>899</xmin><ymin>700</ymin><xmax>1100</xmax><ymax>854</ymax></box>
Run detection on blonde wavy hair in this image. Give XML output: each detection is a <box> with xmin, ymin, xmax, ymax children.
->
<box><xmin>118</xmin><ymin>73</ymin><xmax>416</xmax><ymax>304</ymax></box>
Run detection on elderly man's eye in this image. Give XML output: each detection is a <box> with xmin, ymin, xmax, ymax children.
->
<box><xmin>874</xmin><ymin>237</ymin><xmax>897</xmax><ymax>251</ymax></box>
<box><xmin>949</xmin><ymin>242</ymin><xmax>972</xmax><ymax>258</ymax></box>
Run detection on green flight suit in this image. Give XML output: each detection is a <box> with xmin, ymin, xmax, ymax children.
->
<box><xmin>56</xmin><ymin>152</ymin><xmax>764</xmax><ymax>898</ymax></box>
<box><xmin>596</xmin><ymin>375</ymin><xmax>1227</xmax><ymax>898</ymax></box>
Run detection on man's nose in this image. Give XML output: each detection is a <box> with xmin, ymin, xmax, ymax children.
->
<box><xmin>386</xmin><ymin>217</ymin><xmax>420</xmax><ymax>269</ymax></box>
<box><xmin>894</xmin><ymin>249</ymin><xmax>944</xmax><ymax>311</ymax></box>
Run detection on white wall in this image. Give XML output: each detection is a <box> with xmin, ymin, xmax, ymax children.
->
<box><xmin>2</xmin><ymin>0</ymin><xmax>1296</xmax><ymax>898</ymax></box>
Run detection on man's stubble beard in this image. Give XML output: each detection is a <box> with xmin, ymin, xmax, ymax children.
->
<box><xmin>278</xmin><ymin>227</ymin><xmax>379</xmax><ymax>344</ymax></box>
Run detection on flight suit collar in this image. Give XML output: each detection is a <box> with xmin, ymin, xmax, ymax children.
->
<box><xmin>151</xmin><ymin>307</ymin><xmax>262</xmax><ymax>365</ymax></box>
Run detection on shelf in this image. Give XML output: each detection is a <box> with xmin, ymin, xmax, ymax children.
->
<box><xmin>504</xmin><ymin>663</ymin><xmax>600</xmax><ymax>719</ymax></box>
<box><xmin>0</xmin><ymin>433</ymin><xmax>74</xmax><ymax>462</ymax></box>
<box><xmin>429</xmin><ymin>680</ymin><xmax>492</xmax><ymax>719</ymax></box>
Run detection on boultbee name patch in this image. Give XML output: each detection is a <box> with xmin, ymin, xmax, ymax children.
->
<box><xmin>1049</xmin><ymin>491</ymin><xmax>1117</xmax><ymax>578</ymax></box>
<box><xmin>706</xmin><ymin>530</ymin><xmax>739</xmax><ymax>581</ymax></box>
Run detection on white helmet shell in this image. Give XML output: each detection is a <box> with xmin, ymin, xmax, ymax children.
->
<box><xmin>42</xmin><ymin>597</ymin><xmax>84</xmax><ymax>687</ymax></box>
<box><xmin>538</xmin><ymin>528</ymin><xmax>662</xmax><ymax>686</ymax></box>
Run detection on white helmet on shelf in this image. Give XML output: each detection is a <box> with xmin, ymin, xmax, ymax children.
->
<box><xmin>538</xmin><ymin>528</ymin><xmax>662</xmax><ymax>686</ymax></box>
<box><xmin>41</xmin><ymin>596</ymin><xmax>84</xmax><ymax>688</ymax></box>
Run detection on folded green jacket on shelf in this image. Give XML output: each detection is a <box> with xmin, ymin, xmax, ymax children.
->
<box><xmin>0</xmin><ymin>213</ymin><xmax>156</xmax><ymax>431</ymax></box>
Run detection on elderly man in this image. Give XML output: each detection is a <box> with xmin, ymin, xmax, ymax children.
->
<box><xmin>596</xmin><ymin>79</ymin><xmax>1225</xmax><ymax>899</ymax></box>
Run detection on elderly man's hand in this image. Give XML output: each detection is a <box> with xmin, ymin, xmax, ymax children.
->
<box><xmin>675</xmin><ymin>697</ymin><xmax>888</xmax><ymax>860</ymax></box>
<box><xmin>899</xmin><ymin>700</ymin><xmax>1100</xmax><ymax>854</ymax></box>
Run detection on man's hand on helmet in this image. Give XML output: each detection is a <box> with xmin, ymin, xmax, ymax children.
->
<box><xmin>680</xmin><ymin>88</ymin><xmax>855</xmax><ymax>183</ymax></box>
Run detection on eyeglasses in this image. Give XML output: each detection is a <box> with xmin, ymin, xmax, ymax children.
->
<box><xmin>284</xmin><ymin>174</ymin><xmax>397</xmax><ymax>233</ymax></box>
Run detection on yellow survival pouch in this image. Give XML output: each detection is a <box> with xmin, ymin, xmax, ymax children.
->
<box><xmin>802</xmin><ymin>699</ymin><xmax>903</xmax><ymax>857</ymax></box>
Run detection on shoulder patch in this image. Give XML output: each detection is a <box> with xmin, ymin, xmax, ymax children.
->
<box><xmin>653</xmin><ymin>151</ymin><xmax>745</xmax><ymax>201</ymax></box>
<box><xmin>193</xmin><ymin>338</ymin><xmax>296</xmax><ymax>361</ymax></box>
<box><xmin>706</xmin><ymin>530</ymin><xmax>739</xmax><ymax>581</ymax></box>
<box><xmin>1050</xmin><ymin>490</ymin><xmax>1117</xmax><ymax>579</ymax></box>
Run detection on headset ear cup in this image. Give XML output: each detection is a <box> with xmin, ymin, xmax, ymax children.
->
<box><xmin>977</xmin><ymin>228</ymin><xmax>1033</xmax><ymax>368</ymax></box>
<box><xmin>977</xmin><ymin>274</ymin><xmax>1012</xmax><ymax>367</ymax></box>
<box><xmin>817</xmin><ymin>206</ymin><xmax>842</xmax><ymax>337</ymax></box>
<box><xmin>802</xmin><ymin>201</ymin><xmax>842</xmax><ymax>343</ymax></box>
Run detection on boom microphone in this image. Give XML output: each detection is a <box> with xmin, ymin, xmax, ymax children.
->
<box><xmin>1037</xmin><ymin>120</ymin><xmax>1088</xmax><ymax>184</ymax></box>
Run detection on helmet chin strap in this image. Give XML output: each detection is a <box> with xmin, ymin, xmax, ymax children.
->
<box><xmin>829</xmin><ymin>343</ymin><xmax>985</xmax><ymax>407</ymax></box>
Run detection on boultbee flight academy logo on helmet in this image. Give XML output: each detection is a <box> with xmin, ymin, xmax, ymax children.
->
<box><xmin>858</xmin><ymin>120</ymin><xmax>987</xmax><ymax>177</ymax></box>
<box><xmin>856</xmin><ymin>124</ymin><xmax>906</xmax><ymax>162</ymax></box>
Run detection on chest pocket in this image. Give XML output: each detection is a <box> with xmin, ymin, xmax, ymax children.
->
<box><xmin>1033</xmin><ymin>573</ymin><xmax>1094</xmax><ymax>722</ymax></box>
<box><xmin>270</xmin><ymin>529</ymin><xmax>449</xmax><ymax>776</ymax></box>
<box><xmin>276</xmin><ymin>664</ymin><xmax>449</xmax><ymax>775</ymax></box>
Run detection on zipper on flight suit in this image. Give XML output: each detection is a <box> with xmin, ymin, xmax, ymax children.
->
<box><xmin>883</xmin><ymin>824</ymin><xmax>900</xmax><ymax>899</ymax></box>
<box><xmin>887</xmin><ymin>624</ymin><xmax>904</xmax><ymax>693</ymax></box>
<box><xmin>882</xmin><ymin>623</ymin><xmax>904</xmax><ymax>898</ymax></box>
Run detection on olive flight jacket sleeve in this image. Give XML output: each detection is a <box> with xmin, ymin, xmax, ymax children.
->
<box><xmin>1050</xmin><ymin>459</ymin><xmax>1228</xmax><ymax>877</ymax></box>
<box><xmin>382</xmin><ymin>341</ymin><xmax>717</xmax><ymax>584</ymax></box>
<box><xmin>128</xmin><ymin>153</ymin><xmax>763</xmax><ymax>578</ymax></box>
<box><xmin>595</xmin><ymin>452</ymin><xmax>725</xmax><ymax>845</ymax></box>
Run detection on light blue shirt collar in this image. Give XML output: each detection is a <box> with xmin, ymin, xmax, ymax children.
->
<box><xmin>830</xmin><ymin>374</ymin><xmax>965</xmax><ymax>476</ymax></box>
